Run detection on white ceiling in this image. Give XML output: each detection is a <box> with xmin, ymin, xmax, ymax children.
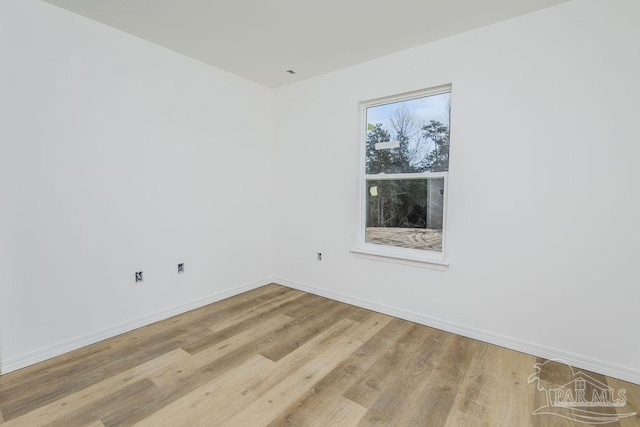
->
<box><xmin>42</xmin><ymin>0</ymin><xmax>570</xmax><ymax>88</ymax></box>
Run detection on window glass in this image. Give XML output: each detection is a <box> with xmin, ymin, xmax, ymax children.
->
<box><xmin>362</xmin><ymin>89</ymin><xmax>451</xmax><ymax>256</ymax></box>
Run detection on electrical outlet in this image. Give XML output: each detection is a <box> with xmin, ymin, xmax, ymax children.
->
<box><xmin>135</xmin><ymin>271</ymin><xmax>143</xmax><ymax>283</ymax></box>
<box><xmin>317</xmin><ymin>252</ymin><xmax>322</xmax><ymax>261</ymax></box>
<box><xmin>178</xmin><ymin>263</ymin><xmax>184</xmax><ymax>273</ymax></box>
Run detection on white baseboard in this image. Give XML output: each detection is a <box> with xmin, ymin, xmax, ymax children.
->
<box><xmin>274</xmin><ymin>277</ymin><xmax>640</xmax><ymax>385</ymax></box>
<box><xmin>0</xmin><ymin>277</ymin><xmax>272</xmax><ymax>375</ymax></box>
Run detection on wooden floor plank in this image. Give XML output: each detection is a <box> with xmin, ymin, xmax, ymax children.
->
<box><xmin>404</xmin><ymin>334</ymin><xmax>480</xmax><ymax>425</ymax></box>
<box><xmin>1</xmin><ymin>284</ymin><xmax>638</xmax><ymax>427</ymax></box>
<box><xmin>304</xmin><ymin>396</ymin><xmax>368</xmax><ymax>427</ymax></box>
<box><xmin>259</xmin><ymin>302</ymin><xmax>357</xmax><ymax>361</ymax></box>
<box><xmin>343</xmin><ymin>322</ymin><xmax>432</xmax><ymax>408</ymax></box>
<box><xmin>250</xmin><ymin>312</ymin><xmax>392</xmax><ymax>400</ymax></box>
<box><xmin>267</xmin><ymin>317</ymin><xmax>412</xmax><ymax>426</ymax></box>
<box><xmin>45</xmin><ymin>378</ymin><xmax>164</xmax><ymax>427</ymax></box>
<box><xmin>138</xmin><ymin>319</ymin><xmax>362</xmax><ymax>426</ymax></box>
<box><xmin>358</xmin><ymin>327</ymin><xmax>458</xmax><ymax>425</ymax></box>
<box><xmin>484</xmin><ymin>348</ymin><xmax>538</xmax><ymax>427</ymax></box>
<box><xmin>147</xmin><ymin>312</ymin><xmax>387</xmax><ymax>426</ymax></box>
<box><xmin>150</xmin><ymin>314</ymin><xmax>293</xmax><ymax>389</ymax></box>
<box><xmin>125</xmin><ymin>316</ymin><xmax>299</xmax><ymax>423</ymax></box>
<box><xmin>181</xmin><ymin>293</ymin><xmax>334</xmax><ymax>355</ymax></box>
<box><xmin>220</xmin><ymin>314</ymin><xmax>391</xmax><ymax>427</ymax></box>
<box><xmin>0</xmin><ymin>325</ymin><xmax>213</xmax><ymax>421</ymax></box>
<box><xmin>133</xmin><ymin>354</ymin><xmax>275</xmax><ymax>427</ymax></box>
<box><xmin>3</xmin><ymin>349</ymin><xmax>189</xmax><ymax>427</ymax></box>
<box><xmin>442</xmin><ymin>343</ymin><xmax>498</xmax><ymax>427</ymax></box>
<box><xmin>280</xmin><ymin>293</ymin><xmax>338</xmax><ymax>319</ymax></box>
<box><xmin>172</xmin><ymin>316</ymin><xmax>383</xmax><ymax>426</ymax></box>
<box><xmin>153</xmin><ymin>303</ymin><xmax>351</xmax><ymax>401</ymax></box>
<box><xmin>443</xmin><ymin>343</ymin><xmax>537</xmax><ymax>427</ymax></box>
<box><xmin>203</xmin><ymin>287</ymin><xmax>304</xmax><ymax>332</ymax></box>
<box><xmin>247</xmin><ymin>319</ymin><xmax>362</xmax><ymax>398</ymax></box>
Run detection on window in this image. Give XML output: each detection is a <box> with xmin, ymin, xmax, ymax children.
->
<box><xmin>354</xmin><ymin>85</ymin><xmax>451</xmax><ymax>266</ymax></box>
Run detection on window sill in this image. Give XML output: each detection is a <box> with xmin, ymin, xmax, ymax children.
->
<box><xmin>350</xmin><ymin>247</ymin><xmax>449</xmax><ymax>270</ymax></box>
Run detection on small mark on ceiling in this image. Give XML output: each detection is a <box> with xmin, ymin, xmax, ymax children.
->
<box><xmin>286</xmin><ymin>69</ymin><xmax>296</xmax><ymax>74</ymax></box>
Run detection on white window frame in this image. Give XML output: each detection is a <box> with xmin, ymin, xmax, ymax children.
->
<box><xmin>352</xmin><ymin>85</ymin><xmax>451</xmax><ymax>269</ymax></box>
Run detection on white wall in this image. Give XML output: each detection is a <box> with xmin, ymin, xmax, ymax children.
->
<box><xmin>272</xmin><ymin>0</ymin><xmax>640</xmax><ymax>382</ymax></box>
<box><xmin>0</xmin><ymin>0</ymin><xmax>273</xmax><ymax>372</ymax></box>
<box><xmin>2</xmin><ymin>0</ymin><xmax>638</xmax><ymax>384</ymax></box>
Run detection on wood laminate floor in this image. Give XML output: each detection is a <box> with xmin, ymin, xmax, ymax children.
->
<box><xmin>0</xmin><ymin>284</ymin><xmax>638</xmax><ymax>426</ymax></box>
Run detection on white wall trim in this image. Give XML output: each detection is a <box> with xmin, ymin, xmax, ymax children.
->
<box><xmin>0</xmin><ymin>277</ymin><xmax>272</xmax><ymax>375</ymax></box>
<box><xmin>274</xmin><ymin>277</ymin><xmax>640</xmax><ymax>385</ymax></box>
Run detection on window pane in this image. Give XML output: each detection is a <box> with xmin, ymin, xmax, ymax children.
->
<box><xmin>365</xmin><ymin>178</ymin><xmax>444</xmax><ymax>252</ymax></box>
<box><xmin>365</xmin><ymin>92</ymin><xmax>450</xmax><ymax>174</ymax></box>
